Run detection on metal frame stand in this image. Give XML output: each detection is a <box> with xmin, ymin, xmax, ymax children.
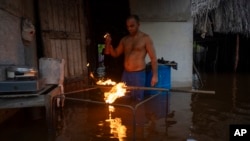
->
<box><xmin>52</xmin><ymin>87</ymin><xmax>164</xmax><ymax>141</ymax></box>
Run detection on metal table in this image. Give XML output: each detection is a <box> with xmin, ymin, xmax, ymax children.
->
<box><xmin>0</xmin><ymin>85</ymin><xmax>61</xmax><ymax>132</ymax></box>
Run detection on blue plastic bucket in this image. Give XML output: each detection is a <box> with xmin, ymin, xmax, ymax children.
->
<box><xmin>146</xmin><ymin>64</ymin><xmax>171</xmax><ymax>92</ymax></box>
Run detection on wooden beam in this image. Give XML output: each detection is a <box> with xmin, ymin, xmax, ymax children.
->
<box><xmin>42</xmin><ymin>31</ymin><xmax>81</xmax><ymax>39</ymax></box>
<box><xmin>234</xmin><ymin>34</ymin><xmax>239</xmax><ymax>72</ymax></box>
<box><xmin>96</xmin><ymin>85</ymin><xmax>216</xmax><ymax>95</ymax></box>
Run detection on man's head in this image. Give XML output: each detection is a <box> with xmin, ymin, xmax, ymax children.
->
<box><xmin>126</xmin><ymin>15</ymin><xmax>140</xmax><ymax>35</ymax></box>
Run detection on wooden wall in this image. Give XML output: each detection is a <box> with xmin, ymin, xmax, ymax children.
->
<box><xmin>39</xmin><ymin>0</ymin><xmax>89</xmax><ymax>91</ymax></box>
<box><xmin>0</xmin><ymin>0</ymin><xmax>91</xmax><ymax>91</ymax></box>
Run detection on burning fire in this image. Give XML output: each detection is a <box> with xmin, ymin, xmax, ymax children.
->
<box><xmin>104</xmin><ymin>82</ymin><xmax>127</xmax><ymax>104</ymax></box>
<box><xmin>92</xmin><ymin>74</ymin><xmax>127</xmax><ymax>139</ymax></box>
<box><xmin>92</xmin><ymin>76</ymin><xmax>127</xmax><ymax>104</ymax></box>
<box><xmin>96</xmin><ymin>79</ymin><xmax>117</xmax><ymax>86</ymax></box>
<box><xmin>89</xmin><ymin>72</ymin><xmax>116</xmax><ymax>85</ymax></box>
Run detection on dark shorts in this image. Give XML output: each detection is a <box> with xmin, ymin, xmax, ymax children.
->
<box><xmin>121</xmin><ymin>69</ymin><xmax>146</xmax><ymax>101</ymax></box>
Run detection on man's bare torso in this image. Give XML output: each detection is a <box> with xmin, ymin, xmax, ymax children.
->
<box><xmin>122</xmin><ymin>32</ymin><xmax>148</xmax><ymax>71</ymax></box>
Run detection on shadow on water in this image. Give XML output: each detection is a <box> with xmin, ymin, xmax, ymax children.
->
<box><xmin>1</xmin><ymin>73</ymin><xmax>250</xmax><ymax>141</ymax></box>
<box><xmin>0</xmin><ymin>108</ymin><xmax>49</xmax><ymax>141</ymax></box>
<box><xmin>190</xmin><ymin>73</ymin><xmax>250</xmax><ymax>141</ymax></box>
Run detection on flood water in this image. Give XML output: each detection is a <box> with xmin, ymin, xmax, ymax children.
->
<box><xmin>0</xmin><ymin>73</ymin><xmax>250</xmax><ymax>141</ymax></box>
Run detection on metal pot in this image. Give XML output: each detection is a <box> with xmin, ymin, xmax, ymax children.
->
<box><xmin>6</xmin><ymin>66</ymin><xmax>37</xmax><ymax>80</ymax></box>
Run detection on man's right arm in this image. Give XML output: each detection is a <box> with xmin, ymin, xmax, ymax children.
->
<box><xmin>105</xmin><ymin>37</ymin><xmax>124</xmax><ymax>57</ymax></box>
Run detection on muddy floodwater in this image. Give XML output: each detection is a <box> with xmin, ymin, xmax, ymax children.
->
<box><xmin>0</xmin><ymin>73</ymin><xmax>250</xmax><ymax>141</ymax></box>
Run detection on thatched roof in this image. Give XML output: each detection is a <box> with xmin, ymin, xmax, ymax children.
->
<box><xmin>191</xmin><ymin>0</ymin><xmax>221</xmax><ymax>16</ymax></box>
<box><xmin>192</xmin><ymin>0</ymin><xmax>250</xmax><ymax>36</ymax></box>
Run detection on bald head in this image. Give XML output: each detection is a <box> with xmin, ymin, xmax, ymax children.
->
<box><xmin>126</xmin><ymin>15</ymin><xmax>140</xmax><ymax>35</ymax></box>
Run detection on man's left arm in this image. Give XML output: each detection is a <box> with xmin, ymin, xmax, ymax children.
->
<box><xmin>145</xmin><ymin>35</ymin><xmax>158</xmax><ymax>86</ymax></box>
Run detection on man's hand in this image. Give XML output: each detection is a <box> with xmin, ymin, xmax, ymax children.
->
<box><xmin>104</xmin><ymin>34</ymin><xmax>112</xmax><ymax>54</ymax></box>
<box><xmin>151</xmin><ymin>74</ymin><xmax>158</xmax><ymax>86</ymax></box>
<box><xmin>104</xmin><ymin>33</ymin><xmax>112</xmax><ymax>45</ymax></box>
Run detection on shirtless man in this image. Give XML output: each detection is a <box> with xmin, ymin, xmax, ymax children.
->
<box><xmin>105</xmin><ymin>15</ymin><xmax>158</xmax><ymax>101</ymax></box>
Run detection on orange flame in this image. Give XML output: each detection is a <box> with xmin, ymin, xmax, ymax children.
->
<box><xmin>96</xmin><ymin>79</ymin><xmax>117</xmax><ymax>85</ymax></box>
<box><xmin>92</xmin><ymin>74</ymin><xmax>127</xmax><ymax>139</ymax></box>
<box><xmin>92</xmin><ymin>75</ymin><xmax>126</xmax><ymax>104</ymax></box>
<box><xmin>104</xmin><ymin>82</ymin><xmax>126</xmax><ymax>104</ymax></box>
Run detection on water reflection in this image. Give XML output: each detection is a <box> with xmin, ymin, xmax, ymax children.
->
<box><xmin>53</xmin><ymin>91</ymin><xmax>172</xmax><ymax>141</ymax></box>
<box><xmin>104</xmin><ymin>106</ymin><xmax>127</xmax><ymax>140</ymax></box>
<box><xmin>54</xmin><ymin>100</ymin><xmax>130</xmax><ymax>141</ymax></box>
<box><xmin>54</xmin><ymin>103</ymin><xmax>89</xmax><ymax>141</ymax></box>
<box><xmin>1</xmin><ymin>73</ymin><xmax>250</xmax><ymax>141</ymax></box>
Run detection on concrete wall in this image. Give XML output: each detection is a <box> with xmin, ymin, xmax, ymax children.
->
<box><xmin>142</xmin><ymin>20</ymin><xmax>193</xmax><ymax>87</ymax></box>
<box><xmin>130</xmin><ymin>0</ymin><xmax>190</xmax><ymax>22</ymax></box>
<box><xmin>0</xmin><ymin>0</ymin><xmax>37</xmax><ymax>124</ymax></box>
<box><xmin>0</xmin><ymin>10</ymin><xmax>25</xmax><ymax>65</ymax></box>
<box><xmin>129</xmin><ymin>0</ymin><xmax>193</xmax><ymax>87</ymax></box>
<box><xmin>0</xmin><ymin>0</ymin><xmax>37</xmax><ymax>68</ymax></box>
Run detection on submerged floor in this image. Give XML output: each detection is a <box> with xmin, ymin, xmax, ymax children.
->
<box><xmin>0</xmin><ymin>73</ymin><xmax>250</xmax><ymax>141</ymax></box>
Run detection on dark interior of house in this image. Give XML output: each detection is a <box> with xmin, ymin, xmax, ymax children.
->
<box><xmin>88</xmin><ymin>0</ymin><xmax>130</xmax><ymax>81</ymax></box>
<box><xmin>194</xmin><ymin>33</ymin><xmax>250</xmax><ymax>73</ymax></box>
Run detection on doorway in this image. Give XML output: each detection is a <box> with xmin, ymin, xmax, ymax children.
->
<box><xmin>89</xmin><ymin>0</ymin><xmax>130</xmax><ymax>81</ymax></box>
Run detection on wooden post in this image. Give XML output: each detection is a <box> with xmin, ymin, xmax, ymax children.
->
<box><xmin>234</xmin><ymin>34</ymin><xmax>239</xmax><ymax>72</ymax></box>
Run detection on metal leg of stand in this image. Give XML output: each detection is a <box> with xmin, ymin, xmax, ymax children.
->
<box><xmin>45</xmin><ymin>94</ymin><xmax>53</xmax><ymax>133</ymax></box>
